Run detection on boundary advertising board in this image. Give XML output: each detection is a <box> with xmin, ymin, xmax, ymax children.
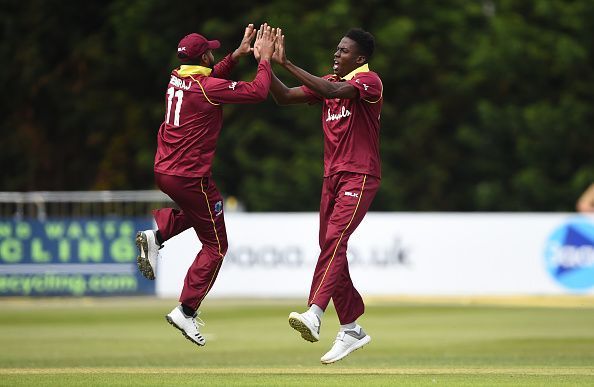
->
<box><xmin>157</xmin><ymin>213</ymin><xmax>594</xmax><ymax>297</ymax></box>
<box><xmin>0</xmin><ymin>218</ymin><xmax>155</xmax><ymax>296</ymax></box>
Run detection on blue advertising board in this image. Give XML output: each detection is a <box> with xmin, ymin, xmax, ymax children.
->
<box><xmin>0</xmin><ymin>217</ymin><xmax>155</xmax><ymax>296</ymax></box>
<box><xmin>544</xmin><ymin>216</ymin><xmax>594</xmax><ymax>292</ymax></box>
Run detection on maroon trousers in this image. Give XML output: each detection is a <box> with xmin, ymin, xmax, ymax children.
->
<box><xmin>308</xmin><ymin>172</ymin><xmax>380</xmax><ymax>325</ymax></box>
<box><xmin>153</xmin><ymin>172</ymin><xmax>228</xmax><ymax>310</ymax></box>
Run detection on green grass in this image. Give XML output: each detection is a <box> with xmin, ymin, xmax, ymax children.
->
<box><xmin>1</xmin><ymin>297</ymin><xmax>593</xmax><ymax>385</ymax></box>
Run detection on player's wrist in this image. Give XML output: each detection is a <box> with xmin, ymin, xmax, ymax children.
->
<box><xmin>260</xmin><ymin>51</ymin><xmax>273</xmax><ymax>61</ymax></box>
<box><xmin>231</xmin><ymin>49</ymin><xmax>242</xmax><ymax>62</ymax></box>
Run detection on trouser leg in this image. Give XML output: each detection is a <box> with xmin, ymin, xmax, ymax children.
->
<box><xmin>308</xmin><ymin>173</ymin><xmax>379</xmax><ymax>314</ymax></box>
<box><xmin>154</xmin><ymin>173</ymin><xmax>228</xmax><ymax>310</ymax></box>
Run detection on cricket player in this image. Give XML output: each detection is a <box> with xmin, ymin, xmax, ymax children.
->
<box><xmin>256</xmin><ymin>25</ymin><xmax>382</xmax><ymax>364</ymax></box>
<box><xmin>135</xmin><ymin>24</ymin><xmax>276</xmax><ymax>347</ymax></box>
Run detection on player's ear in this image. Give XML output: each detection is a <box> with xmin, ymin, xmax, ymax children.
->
<box><xmin>356</xmin><ymin>55</ymin><xmax>367</xmax><ymax>66</ymax></box>
<box><xmin>200</xmin><ymin>52</ymin><xmax>209</xmax><ymax>66</ymax></box>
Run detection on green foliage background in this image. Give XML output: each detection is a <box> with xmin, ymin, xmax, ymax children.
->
<box><xmin>2</xmin><ymin>0</ymin><xmax>593</xmax><ymax>211</ymax></box>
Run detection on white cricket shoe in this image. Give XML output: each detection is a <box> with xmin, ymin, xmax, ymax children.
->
<box><xmin>288</xmin><ymin>311</ymin><xmax>320</xmax><ymax>342</ymax></box>
<box><xmin>165</xmin><ymin>306</ymin><xmax>206</xmax><ymax>347</ymax></box>
<box><xmin>320</xmin><ymin>327</ymin><xmax>371</xmax><ymax>364</ymax></box>
<box><xmin>135</xmin><ymin>230</ymin><xmax>161</xmax><ymax>280</ymax></box>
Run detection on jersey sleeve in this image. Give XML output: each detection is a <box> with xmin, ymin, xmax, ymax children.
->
<box><xmin>212</xmin><ymin>53</ymin><xmax>238</xmax><ymax>80</ymax></box>
<box><xmin>347</xmin><ymin>73</ymin><xmax>383</xmax><ymax>103</ymax></box>
<box><xmin>201</xmin><ymin>60</ymin><xmax>272</xmax><ymax>104</ymax></box>
<box><xmin>299</xmin><ymin>85</ymin><xmax>323</xmax><ymax>105</ymax></box>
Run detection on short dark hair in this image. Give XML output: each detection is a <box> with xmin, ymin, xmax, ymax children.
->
<box><xmin>345</xmin><ymin>28</ymin><xmax>375</xmax><ymax>60</ymax></box>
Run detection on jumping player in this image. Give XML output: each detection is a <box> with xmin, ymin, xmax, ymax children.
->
<box><xmin>135</xmin><ymin>24</ymin><xmax>276</xmax><ymax>347</ymax></box>
<box><xmin>256</xmin><ymin>25</ymin><xmax>382</xmax><ymax>364</ymax></box>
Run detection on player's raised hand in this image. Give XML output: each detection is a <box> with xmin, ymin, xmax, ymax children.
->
<box><xmin>272</xmin><ymin>28</ymin><xmax>286</xmax><ymax>65</ymax></box>
<box><xmin>256</xmin><ymin>24</ymin><xmax>276</xmax><ymax>62</ymax></box>
<box><xmin>253</xmin><ymin>23</ymin><xmax>267</xmax><ymax>61</ymax></box>
<box><xmin>232</xmin><ymin>23</ymin><xmax>256</xmax><ymax>61</ymax></box>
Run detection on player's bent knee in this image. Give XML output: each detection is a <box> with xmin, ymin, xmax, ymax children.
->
<box><xmin>203</xmin><ymin>241</ymin><xmax>228</xmax><ymax>257</ymax></box>
<box><xmin>219</xmin><ymin>241</ymin><xmax>229</xmax><ymax>256</ymax></box>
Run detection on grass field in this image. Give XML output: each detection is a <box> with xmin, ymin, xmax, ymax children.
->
<box><xmin>1</xmin><ymin>296</ymin><xmax>593</xmax><ymax>386</ymax></box>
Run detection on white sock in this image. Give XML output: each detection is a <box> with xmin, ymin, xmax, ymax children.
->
<box><xmin>340</xmin><ymin>322</ymin><xmax>358</xmax><ymax>332</ymax></box>
<box><xmin>308</xmin><ymin>304</ymin><xmax>324</xmax><ymax>320</ymax></box>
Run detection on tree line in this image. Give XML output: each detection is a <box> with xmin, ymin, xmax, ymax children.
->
<box><xmin>1</xmin><ymin>0</ymin><xmax>593</xmax><ymax>211</ymax></box>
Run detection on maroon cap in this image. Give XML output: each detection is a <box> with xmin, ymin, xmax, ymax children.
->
<box><xmin>177</xmin><ymin>33</ymin><xmax>220</xmax><ymax>62</ymax></box>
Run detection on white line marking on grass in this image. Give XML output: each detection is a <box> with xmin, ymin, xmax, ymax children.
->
<box><xmin>1</xmin><ymin>368</ymin><xmax>593</xmax><ymax>376</ymax></box>
<box><xmin>365</xmin><ymin>295</ymin><xmax>594</xmax><ymax>308</ymax></box>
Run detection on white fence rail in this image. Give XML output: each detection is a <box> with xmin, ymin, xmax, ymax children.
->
<box><xmin>0</xmin><ymin>191</ymin><xmax>174</xmax><ymax>219</ymax></box>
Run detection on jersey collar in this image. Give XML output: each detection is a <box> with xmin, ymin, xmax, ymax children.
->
<box><xmin>176</xmin><ymin>65</ymin><xmax>212</xmax><ymax>77</ymax></box>
<box><xmin>341</xmin><ymin>63</ymin><xmax>370</xmax><ymax>80</ymax></box>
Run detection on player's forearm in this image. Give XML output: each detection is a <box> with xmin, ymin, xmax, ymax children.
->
<box><xmin>230</xmin><ymin>50</ymin><xmax>241</xmax><ymax>62</ymax></box>
<box><xmin>269</xmin><ymin>72</ymin><xmax>291</xmax><ymax>105</ymax></box>
<box><xmin>282</xmin><ymin>60</ymin><xmax>337</xmax><ymax>98</ymax></box>
<box><xmin>212</xmin><ymin>53</ymin><xmax>237</xmax><ymax>79</ymax></box>
<box><xmin>249</xmin><ymin>60</ymin><xmax>272</xmax><ymax>102</ymax></box>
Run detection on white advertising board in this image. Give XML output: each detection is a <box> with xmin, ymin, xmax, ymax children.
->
<box><xmin>156</xmin><ymin>213</ymin><xmax>594</xmax><ymax>298</ymax></box>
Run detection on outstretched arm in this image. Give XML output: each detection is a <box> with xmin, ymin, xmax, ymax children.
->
<box><xmin>269</xmin><ymin>71</ymin><xmax>310</xmax><ymax>105</ymax></box>
<box><xmin>273</xmin><ymin>28</ymin><xmax>358</xmax><ymax>100</ymax></box>
<box><xmin>204</xmin><ymin>25</ymin><xmax>276</xmax><ymax>105</ymax></box>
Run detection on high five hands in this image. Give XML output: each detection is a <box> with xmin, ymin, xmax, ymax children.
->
<box><xmin>272</xmin><ymin>27</ymin><xmax>286</xmax><ymax>65</ymax></box>
<box><xmin>253</xmin><ymin>23</ymin><xmax>285</xmax><ymax>64</ymax></box>
<box><xmin>226</xmin><ymin>22</ymin><xmax>288</xmax><ymax>64</ymax></box>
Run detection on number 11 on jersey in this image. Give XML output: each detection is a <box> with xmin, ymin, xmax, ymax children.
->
<box><xmin>166</xmin><ymin>87</ymin><xmax>184</xmax><ymax>126</ymax></box>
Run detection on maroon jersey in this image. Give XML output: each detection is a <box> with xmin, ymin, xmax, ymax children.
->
<box><xmin>154</xmin><ymin>54</ymin><xmax>272</xmax><ymax>177</ymax></box>
<box><xmin>301</xmin><ymin>64</ymin><xmax>383</xmax><ymax>178</ymax></box>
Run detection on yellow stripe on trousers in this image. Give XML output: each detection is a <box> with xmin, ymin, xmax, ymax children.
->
<box><xmin>309</xmin><ymin>175</ymin><xmax>367</xmax><ymax>305</ymax></box>
<box><xmin>197</xmin><ymin>177</ymin><xmax>224</xmax><ymax>307</ymax></box>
